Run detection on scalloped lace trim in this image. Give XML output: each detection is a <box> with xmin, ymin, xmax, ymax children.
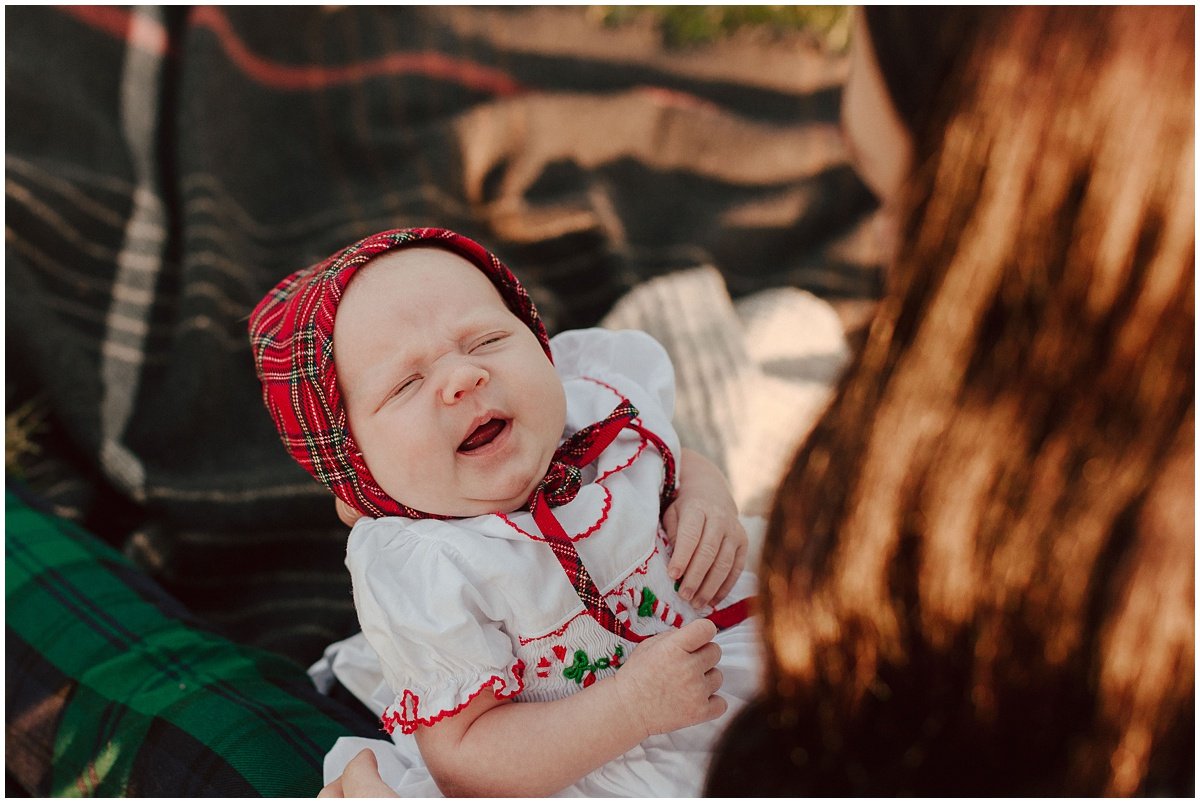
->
<box><xmin>381</xmin><ymin>660</ymin><xmax>526</xmax><ymax>735</ymax></box>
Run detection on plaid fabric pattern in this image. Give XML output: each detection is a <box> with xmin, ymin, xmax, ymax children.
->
<box><xmin>5</xmin><ymin>486</ymin><xmax>379</xmax><ymax>796</ymax></box>
<box><xmin>7</xmin><ymin>5</ymin><xmax>875</xmax><ymax>662</ymax></box>
<box><xmin>529</xmin><ymin>398</ymin><xmax>677</xmax><ymax>643</ymax></box>
<box><xmin>533</xmin><ymin>498</ymin><xmax>646</xmax><ymax>643</ymax></box>
<box><xmin>538</xmin><ymin>398</ymin><xmax>640</xmax><ymax>506</ymax></box>
<box><xmin>249</xmin><ymin>227</ymin><xmax>550</xmax><ymax>518</ymax></box>
<box><xmin>7</xmin><ymin>5</ymin><xmax>877</xmax><ymax>793</ymax></box>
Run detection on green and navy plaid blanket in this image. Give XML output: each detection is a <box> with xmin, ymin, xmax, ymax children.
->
<box><xmin>6</xmin><ymin>6</ymin><xmax>877</xmax><ymax>794</ymax></box>
<box><xmin>6</xmin><ymin>486</ymin><xmax>380</xmax><ymax>795</ymax></box>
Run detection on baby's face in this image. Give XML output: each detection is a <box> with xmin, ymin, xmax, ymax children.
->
<box><xmin>333</xmin><ymin>248</ymin><xmax>566</xmax><ymax>517</ymax></box>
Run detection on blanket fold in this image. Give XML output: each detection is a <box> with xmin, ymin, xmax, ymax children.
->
<box><xmin>6</xmin><ymin>6</ymin><xmax>878</xmax><ymax>662</ymax></box>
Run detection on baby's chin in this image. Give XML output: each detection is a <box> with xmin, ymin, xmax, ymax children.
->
<box><xmin>471</xmin><ymin>473</ymin><xmax>546</xmax><ymax>516</ymax></box>
<box><xmin>398</xmin><ymin>473</ymin><xmax>545</xmax><ymax>518</ymax></box>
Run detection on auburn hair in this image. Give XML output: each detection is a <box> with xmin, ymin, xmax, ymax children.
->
<box><xmin>710</xmin><ymin>6</ymin><xmax>1193</xmax><ymax>795</ymax></box>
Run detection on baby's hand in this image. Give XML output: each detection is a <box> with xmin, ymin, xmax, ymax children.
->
<box><xmin>663</xmin><ymin>451</ymin><xmax>748</xmax><ymax>609</ymax></box>
<box><xmin>615</xmin><ymin>619</ymin><xmax>726</xmax><ymax>739</ymax></box>
<box><xmin>336</xmin><ymin>497</ymin><xmax>365</xmax><ymax>527</ymax></box>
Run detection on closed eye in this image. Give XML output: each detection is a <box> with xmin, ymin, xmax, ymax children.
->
<box><xmin>469</xmin><ymin>333</ymin><xmax>507</xmax><ymax>352</ymax></box>
<box><xmin>383</xmin><ymin>374</ymin><xmax>421</xmax><ymax>406</ymax></box>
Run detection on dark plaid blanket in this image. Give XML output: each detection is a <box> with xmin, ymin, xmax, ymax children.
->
<box><xmin>6</xmin><ymin>486</ymin><xmax>381</xmax><ymax>796</ymax></box>
<box><xmin>6</xmin><ymin>6</ymin><xmax>877</xmax><ymax>794</ymax></box>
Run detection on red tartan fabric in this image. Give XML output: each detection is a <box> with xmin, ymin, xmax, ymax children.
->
<box><xmin>531</xmin><ymin>399</ymin><xmax>647</xmax><ymax>642</ymax></box>
<box><xmin>248</xmin><ymin>228</ymin><xmax>550</xmax><ymax>518</ymax></box>
<box><xmin>539</xmin><ymin>399</ymin><xmax>638</xmax><ymax>507</ymax></box>
<box><xmin>528</xmin><ymin>397</ymin><xmax>682</xmax><ymax>643</ymax></box>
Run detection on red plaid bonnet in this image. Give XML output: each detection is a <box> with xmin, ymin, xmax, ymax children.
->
<box><xmin>248</xmin><ymin>228</ymin><xmax>550</xmax><ymax>519</ymax></box>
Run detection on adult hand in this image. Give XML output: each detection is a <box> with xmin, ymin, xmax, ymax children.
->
<box><xmin>317</xmin><ymin>749</ymin><xmax>397</xmax><ymax>798</ymax></box>
<box><xmin>662</xmin><ymin>449</ymin><xmax>748</xmax><ymax>609</ymax></box>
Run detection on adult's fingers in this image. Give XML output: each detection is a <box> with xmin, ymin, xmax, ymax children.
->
<box><xmin>709</xmin><ymin>541</ymin><xmax>747</xmax><ymax>608</ymax></box>
<box><xmin>691</xmin><ymin>535</ymin><xmax>739</xmax><ymax>608</ymax></box>
<box><xmin>338</xmin><ymin>749</ymin><xmax>397</xmax><ymax>798</ymax></box>
<box><xmin>666</xmin><ymin>506</ymin><xmax>705</xmax><ymax>581</ymax></box>
<box><xmin>679</xmin><ymin>522</ymin><xmax>727</xmax><ymax>601</ymax></box>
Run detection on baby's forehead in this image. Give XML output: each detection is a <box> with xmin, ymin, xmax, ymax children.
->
<box><xmin>347</xmin><ymin>245</ymin><xmax>465</xmax><ymax>283</ymax></box>
<box><xmin>342</xmin><ymin>245</ymin><xmax>496</xmax><ymax>297</ymax></box>
<box><xmin>334</xmin><ymin>246</ymin><xmax>515</xmax><ymax>338</ymax></box>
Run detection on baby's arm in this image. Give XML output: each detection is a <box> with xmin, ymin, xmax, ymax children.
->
<box><xmin>415</xmin><ymin>619</ymin><xmax>724</xmax><ymax>797</ymax></box>
<box><xmin>663</xmin><ymin>448</ymin><xmax>749</xmax><ymax>608</ymax></box>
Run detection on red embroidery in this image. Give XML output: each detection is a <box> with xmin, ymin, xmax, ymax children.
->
<box><xmin>608</xmin><ymin>548</ymin><xmax>661</xmax><ymax>618</ymax></box>
<box><xmin>494</xmin><ymin>484</ymin><xmax>611</xmax><ymax>544</ymax></box>
<box><xmin>381</xmin><ymin>660</ymin><xmax>526</xmax><ymax>735</ymax></box>
<box><xmin>575</xmin><ymin>380</ymin><xmax>678</xmax><ymax>508</ymax></box>
<box><xmin>581</xmin><ymin>375</ymin><xmax>629</xmax><ymax>404</ymax></box>
<box><xmin>496</xmin><ymin>513</ymin><xmax>538</xmax><ymax>540</ymax></box>
<box><xmin>531</xmin><ymin>485</ymin><xmax>647</xmax><ymax>644</ymax></box>
<box><xmin>552</xmin><ymin>645</ymin><xmax>567</xmax><ymax>662</ymax></box>
<box><xmin>597</xmin><ymin>438</ymin><xmax>647</xmax><ymax>483</ymax></box>
<box><xmin>625</xmin><ymin>546</ymin><xmax>660</xmax><ymax>580</ymax></box>
<box><xmin>517</xmin><ymin>610</ymin><xmax>591</xmax><ymax>646</ymax></box>
<box><xmin>573</xmin><ymin>486</ymin><xmax>614</xmax><ymax>541</ymax></box>
<box><xmin>580</xmin><ymin>379</ymin><xmax>650</xmax><ymax>478</ymax></box>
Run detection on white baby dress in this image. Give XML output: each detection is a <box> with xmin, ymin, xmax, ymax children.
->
<box><xmin>309</xmin><ymin>328</ymin><xmax>764</xmax><ymax>796</ymax></box>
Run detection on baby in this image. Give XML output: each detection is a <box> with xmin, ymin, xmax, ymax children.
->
<box><xmin>250</xmin><ymin>228</ymin><xmax>762</xmax><ymax>797</ymax></box>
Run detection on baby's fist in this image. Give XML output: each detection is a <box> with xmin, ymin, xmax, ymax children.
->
<box><xmin>616</xmin><ymin>619</ymin><xmax>726</xmax><ymax>739</ymax></box>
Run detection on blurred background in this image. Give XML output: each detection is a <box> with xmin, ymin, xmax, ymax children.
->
<box><xmin>6</xmin><ymin>4</ymin><xmax>877</xmax><ymax>663</ymax></box>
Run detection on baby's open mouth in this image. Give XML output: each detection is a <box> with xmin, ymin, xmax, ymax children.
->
<box><xmin>458</xmin><ymin>418</ymin><xmax>508</xmax><ymax>453</ymax></box>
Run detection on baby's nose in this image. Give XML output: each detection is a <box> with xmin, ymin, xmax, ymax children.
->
<box><xmin>440</xmin><ymin>362</ymin><xmax>489</xmax><ymax>404</ymax></box>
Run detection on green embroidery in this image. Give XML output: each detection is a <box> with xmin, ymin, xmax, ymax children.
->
<box><xmin>638</xmin><ymin>587</ymin><xmax>657</xmax><ymax>617</ymax></box>
<box><xmin>562</xmin><ymin>645</ymin><xmax>625</xmax><ymax>685</ymax></box>
<box><xmin>674</xmin><ymin>579</ymin><xmax>681</xmax><ymax>592</ymax></box>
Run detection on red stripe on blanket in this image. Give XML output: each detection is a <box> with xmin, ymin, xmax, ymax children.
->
<box><xmin>190</xmin><ymin>7</ymin><xmax>524</xmax><ymax>94</ymax></box>
<box><xmin>58</xmin><ymin>6</ymin><xmax>170</xmax><ymax>57</ymax></box>
<box><xmin>58</xmin><ymin>6</ymin><xmax>524</xmax><ymax>95</ymax></box>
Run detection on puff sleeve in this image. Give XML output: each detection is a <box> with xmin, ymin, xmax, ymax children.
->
<box><xmin>345</xmin><ymin>519</ymin><xmax>523</xmax><ymax>735</ymax></box>
<box><xmin>550</xmin><ymin>328</ymin><xmax>676</xmax><ymax>420</ymax></box>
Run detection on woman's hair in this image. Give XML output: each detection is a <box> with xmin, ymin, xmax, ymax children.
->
<box><xmin>710</xmin><ymin>6</ymin><xmax>1194</xmax><ymax>796</ymax></box>
<box><xmin>860</xmin><ymin>6</ymin><xmax>988</xmax><ymax>138</ymax></box>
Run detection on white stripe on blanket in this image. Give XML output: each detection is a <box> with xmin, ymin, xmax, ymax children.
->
<box><xmin>601</xmin><ymin>266</ymin><xmax>849</xmax><ymax>517</ymax></box>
